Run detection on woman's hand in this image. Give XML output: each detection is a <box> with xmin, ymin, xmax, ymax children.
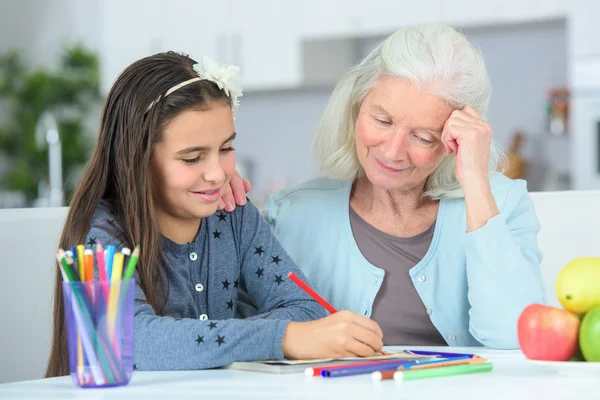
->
<box><xmin>441</xmin><ymin>105</ymin><xmax>492</xmax><ymax>189</ymax></box>
<box><xmin>281</xmin><ymin>310</ymin><xmax>384</xmax><ymax>359</ymax></box>
<box><xmin>441</xmin><ymin>105</ymin><xmax>499</xmax><ymax>231</ymax></box>
<box><xmin>219</xmin><ymin>170</ymin><xmax>252</xmax><ymax>212</ymax></box>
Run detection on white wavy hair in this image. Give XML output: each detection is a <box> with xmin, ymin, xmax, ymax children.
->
<box><xmin>313</xmin><ymin>24</ymin><xmax>506</xmax><ymax>199</ymax></box>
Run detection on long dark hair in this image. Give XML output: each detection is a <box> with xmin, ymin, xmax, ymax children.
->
<box><xmin>45</xmin><ymin>52</ymin><xmax>231</xmax><ymax>377</ymax></box>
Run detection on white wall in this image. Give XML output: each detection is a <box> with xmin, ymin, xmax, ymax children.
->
<box><xmin>0</xmin><ymin>0</ymin><xmax>101</xmax><ymax>67</ymax></box>
<box><xmin>234</xmin><ymin>89</ymin><xmax>332</xmax><ymax>202</ymax></box>
<box><xmin>297</xmin><ymin>0</ymin><xmax>569</xmax><ymax>39</ymax></box>
<box><xmin>569</xmin><ymin>0</ymin><xmax>600</xmax><ymax>190</ymax></box>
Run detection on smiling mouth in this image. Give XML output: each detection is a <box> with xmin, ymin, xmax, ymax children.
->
<box><xmin>374</xmin><ymin>157</ymin><xmax>409</xmax><ymax>173</ymax></box>
<box><xmin>194</xmin><ymin>189</ymin><xmax>219</xmax><ymax>195</ymax></box>
<box><xmin>191</xmin><ymin>188</ymin><xmax>221</xmax><ymax>202</ymax></box>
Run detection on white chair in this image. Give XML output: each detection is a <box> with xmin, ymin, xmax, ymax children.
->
<box><xmin>529</xmin><ymin>190</ymin><xmax>600</xmax><ymax>308</ymax></box>
<box><xmin>0</xmin><ymin>207</ymin><xmax>68</xmax><ymax>383</ymax></box>
<box><xmin>1</xmin><ymin>190</ymin><xmax>599</xmax><ymax>383</ymax></box>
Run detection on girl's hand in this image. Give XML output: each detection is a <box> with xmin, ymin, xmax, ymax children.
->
<box><xmin>282</xmin><ymin>310</ymin><xmax>384</xmax><ymax>359</ymax></box>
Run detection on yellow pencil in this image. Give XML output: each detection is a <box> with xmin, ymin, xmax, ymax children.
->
<box><xmin>76</xmin><ymin>245</ymin><xmax>86</xmax><ymax>281</ymax></box>
<box><xmin>75</xmin><ymin>244</ymin><xmax>86</xmax><ymax>381</ymax></box>
<box><xmin>107</xmin><ymin>251</ymin><xmax>125</xmax><ymax>338</ymax></box>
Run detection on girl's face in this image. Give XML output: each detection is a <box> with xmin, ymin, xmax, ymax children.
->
<box><xmin>151</xmin><ymin>103</ymin><xmax>236</xmax><ymax>222</ymax></box>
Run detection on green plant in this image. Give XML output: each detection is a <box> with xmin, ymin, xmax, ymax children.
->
<box><xmin>0</xmin><ymin>43</ymin><xmax>101</xmax><ymax>203</ymax></box>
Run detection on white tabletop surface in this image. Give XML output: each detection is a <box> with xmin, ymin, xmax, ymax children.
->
<box><xmin>1</xmin><ymin>346</ymin><xmax>598</xmax><ymax>399</ymax></box>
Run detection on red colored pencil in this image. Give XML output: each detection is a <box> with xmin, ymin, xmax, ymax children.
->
<box><xmin>287</xmin><ymin>272</ymin><xmax>337</xmax><ymax>314</ymax></box>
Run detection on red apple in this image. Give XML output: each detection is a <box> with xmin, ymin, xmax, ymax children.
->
<box><xmin>517</xmin><ymin>303</ymin><xmax>580</xmax><ymax>361</ymax></box>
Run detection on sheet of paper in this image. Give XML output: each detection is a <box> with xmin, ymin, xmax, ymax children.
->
<box><xmin>259</xmin><ymin>351</ymin><xmax>426</xmax><ymax>365</ymax></box>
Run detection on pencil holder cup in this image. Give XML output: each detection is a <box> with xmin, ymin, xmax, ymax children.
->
<box><xmin>62</xmin><ymin>279</ymin><xmax>135</xmax><ymax>388</ymax></box>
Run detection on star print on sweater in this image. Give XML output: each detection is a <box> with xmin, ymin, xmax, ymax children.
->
<box><xmin>271</xmin><ymin>255</ymin><xmax>282</xmax><ymax>265</ymax></box>
<box><xmin>217</xmin><ymin>212</ymin><xmax>227</xmax><ymax>222</ymax></box>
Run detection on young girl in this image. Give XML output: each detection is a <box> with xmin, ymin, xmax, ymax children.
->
<box><xmin>46</xmin><ymin>52</ymin><xmax>383</xmax><ymax>375</ymax></box>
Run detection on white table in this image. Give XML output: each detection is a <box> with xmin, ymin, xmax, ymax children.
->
<box><xmin>1</xmin><ymin>346</ymin><xmax>598</xmax><ymax>399</ymax></box>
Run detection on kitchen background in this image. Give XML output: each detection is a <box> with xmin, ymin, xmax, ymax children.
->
<box><xmin>1</xmin><ymin>0</ymin><xmax>599</xmax><ymax>209</ymax></box>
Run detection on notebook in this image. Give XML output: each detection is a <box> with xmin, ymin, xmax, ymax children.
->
<box><xmin>224</xmin><ymin>351</ymin><xmax>432</xmax><ymax>374</ymax></box>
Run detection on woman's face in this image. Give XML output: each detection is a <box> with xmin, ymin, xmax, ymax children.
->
<box><xmin>355</xmin><ymin>77</ymin><xmax>454</xmax><ymax>192</ymax></box>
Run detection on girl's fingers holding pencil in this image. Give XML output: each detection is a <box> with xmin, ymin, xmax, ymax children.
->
<box><xmin>281</xmin><ymin>311</ymin><xmax>383</xmax><ymax>360</ymax></box>
<box><xmin>337</xmin><ymin>336</ymin><xmax>379</xmax><ymax>358</ymax></box>
<box><xmin>349</xmin><ymin>324</ymin><xmax>384</xmax><ymax>355</ymax></box>
<box><xmin>346</xmin><ymin>311</ymin><xmax>383</xmax><ymax>339</ymax></box>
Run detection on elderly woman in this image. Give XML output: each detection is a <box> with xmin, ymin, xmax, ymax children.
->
<box><xmin>225</xmin><ymin>25</ymin><xmax>546</xmax><ymax>349</ymax></box>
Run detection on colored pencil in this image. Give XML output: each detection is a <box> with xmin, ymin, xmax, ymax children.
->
<box><xmin>408</xmin><ymin>350</ymin><xmax>475</xmax><ymax>359</ymax></box>
<box><xmin>104</xmin><ymin>245</ymin><xmax>116</xmax><ymax>286</ymax></box>
<box><xmin>399</xmin><ymin>355</ymin><xmax>485</xmax><ymax>371</ymax></box>
<box><xmin>76</xmin><ymin>245</ymin><xmax>86</xmax><ymax>281</ymax></box>
<box><xmin>95</xmin><ymin>241</ymin><xmax>110</xmax><ymax>301</ymax></box>
<box><xmin>123</xmin><ymin>245</ymin><xmax>140</xmax><ymax>279</ymax></box>
<box><xmin>58</xmin><ymin>242</ymin><xmax>141</xmax><ymax>385</ymax></box>
<box><xmin>75</xmin><ymin>246</ymin><xmax>86</xmax><ymax>380</ymax></box>
<box><xmin>107</xmin><ymin>251</ymin><xmax>125</xmax><ymax>353</ymax></box>
<box><xmin>108</xmin><ymin>252</ymin><xmax>125</xmax><ymax>317</ymax></box>
<box><xmin>394</xmin><ymin>362</ymin><xmax>493</xmax><ymax>381</ymax></box>
<box><xmin>57</xmin><ymin>250</ymin><xmax>76</xmax><ymax>282</ymax></box>
<box><xmin>287</xmin><ymin>271</ymin><xmax>337</xmax><ymax>314</ymax></box>
<box><xmin>306</xmin><ymin>357</ymin><xmax>418</xmax><ymax>377</ymax></box>
<box><xmin>371</xmin><ymin>356</ymin><xmax>484</xmax><ymax>381</ymax></box>
<box><xmin>321</xmin><ymin>359</ymin><xmax>418</xmax><ymax>378</ymax></box>
<box><xmin>84</xmin><ymin>250</ymin><xmax>94</xmax><ymax>281</ymax></box>
<box><xmin>67</xmin><ymin>285</ymin><xmax>106</xmax><ymax>385</ymax></box>
<box><xmin>57</xmin><ymin>251</ymin><xmax>115</xmax><ymax>384</ymax></box>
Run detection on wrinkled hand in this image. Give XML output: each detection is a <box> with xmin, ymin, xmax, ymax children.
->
<box><xmin>282</xmin><ymin>310</ymin><xmax>384</xmax><ymax>359</ymax></box>
<box><xmin>219</xmin><ymin>170</ymin><xmax>252</xmax><ymax>212</ymax></box>
<box><xmin>441</xmin><ymin>105</ymin><xmax>492</xmax><ymax>189</ymax></box>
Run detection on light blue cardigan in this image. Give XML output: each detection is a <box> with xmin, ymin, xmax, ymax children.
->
<box><xmin>264</xmin><ymin>172</ymin><xmax>547</xmax><ymax>349</ymax></box>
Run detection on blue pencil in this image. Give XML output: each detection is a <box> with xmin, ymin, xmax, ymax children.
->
<box><xmin>105</xmin><ymin>245</ymin><xmax>116</xmax><ymax>286</ymax></box>
<box><xmin>408</xmin><ymin>350</ymin><xmax>475</xmax><ymax>359</ymax></box>
<box><xmin>322</xmin><ymin>359</ymin><xmax>417</xmax><ymax>378</ymax></box>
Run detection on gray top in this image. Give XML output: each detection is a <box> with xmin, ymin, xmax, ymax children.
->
<box><xmin>86</xmin><ymin>200</ymin><xmax>327</xmax><ymax>371</ymax></box>
<box><xmin>349</xmin><ymin>207</ymin><xmax>447</xmax><ymax>346</ymax></box>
